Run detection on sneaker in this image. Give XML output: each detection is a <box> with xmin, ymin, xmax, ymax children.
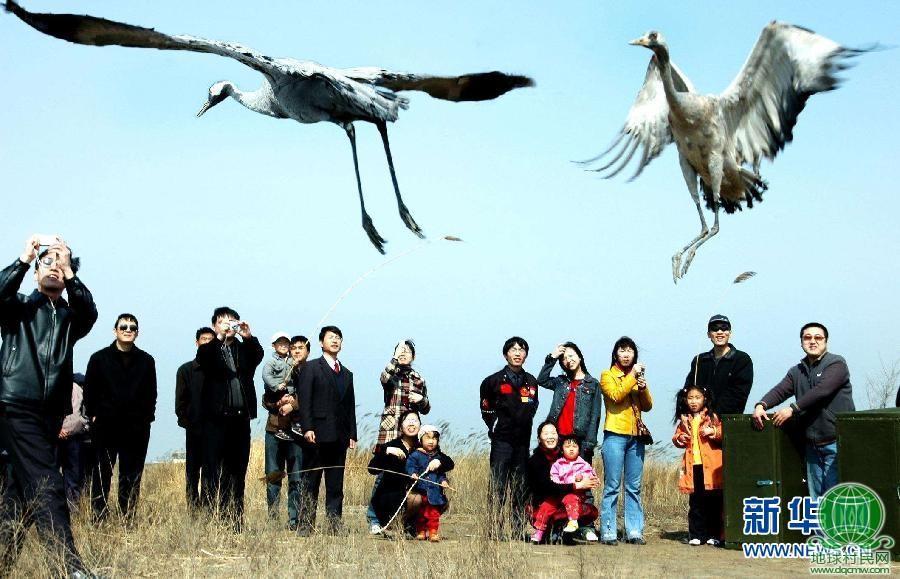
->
<box><xmin>584</xmin><ymin>529</ymin><xmax>599</xmax><ymax>542</ymax></box>
<box><xmin>273</xmin><ymin>430</ymin><xmax>293</xmax><ymax>441</ymax></box>
<box><xmin>626</xmin><ymin>537</ymin><xmax>646</xmax><ymax>545</ymax></box>
<box><xmin>290</xmin><ymin>423</ymin><xmax>304</xmax><ymax>437</ymax></box>
<box><xmin>429</xmin><ymin>533</ymin><xmax>441</xmax><ymax>542</ymax></box>
<box><xmin>688</xmin><ymin>538</ymin><xmax>702</xmax><ymax>546</ymax></box>
<box><xmin>287</xmin><ymin>520</ymin><xmax>298</xmax><ymax>532</ymax></box>
<box><xmin>706</xmin><ymin>538</ymin><xmax>722</xmax><ymax>547</ymax></box>
<box><xmin>416</xmin><ymin>530</ymin><xmax>427</xmax><ymax>540</ymax></box>
<box><xmin>369</xmin><ymin>523</ymin><xmax>383</xmax><ymax>535</ymax></box>
<box><xmin>601</xmin><ymin>539</ymin><xmax>618</xmax><ymax>546</ymax></box>
<box><xmin>530</xmin><ymin>529</ymin><xmax>544</xmax><ymax>543</ymax></box>
<box><xmin>563</xmin><ymin>520</ymin><xmax>579</xmax><ymax>533</ymax></box>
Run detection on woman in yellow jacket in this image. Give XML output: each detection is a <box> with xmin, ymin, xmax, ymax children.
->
<box><xmin>598</xmin><ymin>336</ymin><xmax>653</xmax><ymax>546</ymax></box>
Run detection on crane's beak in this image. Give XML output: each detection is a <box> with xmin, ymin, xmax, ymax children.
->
<box><xmin>197</xmin><ymin>101</ymin><xmax>213</xmax><ymax>117</ymax></box>
<box><xmin>629</xmin><ymin>36</ymin><xmax>647</xmax><ymax>47</ymax></box>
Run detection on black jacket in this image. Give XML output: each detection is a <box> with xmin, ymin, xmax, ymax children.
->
<box><xmin>480</xmin><ymin>366</ymin><xmax>539</xmax><ymax>445</ymax></box>
<box><xmin>197</xmin><ymin>336</ymin><xmax>264</xmax><ymax>420</ymax></box>
<box><xmin>0</xmin><ymin>259</ymin><xmax>97</xmax><ymax>416</ymax></box>
<box><xmin>526</xmin><ymin>448</ymin><xmax>573</xmax><ymax>507</ymax></box>
<box><xmin>297</xmin><ymin>356</ymin><xmax>357</xmax><ymax>445</ymax></box>
<box><xmin>84</xmin><ymin>342</ymin><xmax>157</xmax><ymax>423</ymax></box>
<box><xmin>175</xmin><ymin>359</ymin><xmax>204</xmax><ymax>427</ymax></box>
<box><xmin>685</xmin><ymin>345</ymin><xmax>753</xmax><ymax>415</ymax></box>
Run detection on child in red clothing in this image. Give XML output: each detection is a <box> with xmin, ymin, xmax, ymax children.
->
<box><xmin>672</xmin><ymin>385</ymin><xmax>723</xmax><ymax>546</ymax></box>
<box><xmin>531</xmin><ymin>436</ymin><xmax>599</xmax><ymax>543</ymax></box>
<box><xmin>406</xmin><ymin>425</ymin><xmax>451</xmax><ymax>542</ymax></box>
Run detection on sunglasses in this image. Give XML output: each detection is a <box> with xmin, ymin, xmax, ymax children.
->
<box><xmin>118</xmin><ymin>324</ymin><xmax>138</xmax><ymax>332</ymax></box>
<box><xmin>709</xmin><ymin>323</ymin><xmax>731</xmax><ymax>332</ymax></box>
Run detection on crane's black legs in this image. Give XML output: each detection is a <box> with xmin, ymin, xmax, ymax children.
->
<box><xmin>376</xmin><ymin>121</ymin><xmax>425</xmax><ymax>239</ymax></box>
<box><xmin>344</xmin><ymin>123</ymin><xmax>387</xmax><ymax>254</ymax></box>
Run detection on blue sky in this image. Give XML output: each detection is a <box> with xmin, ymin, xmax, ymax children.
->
<box><xmin>1</xmin><ymin>1</ymin><xmax>898</xmax><ymax>459</ymax></box>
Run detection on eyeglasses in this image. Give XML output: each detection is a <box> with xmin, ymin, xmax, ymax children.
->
<box><xmin>118</xmin><ymin>324</ymin><xmax>138</xmax><ymax>332</ymax></box>
<box><xmin>709</xmin><ymin>324</ymin><xmax>731</xmax><ymax>332</ymax></box>
<box><xmin>37</xmin><ymin>255</ymin><xmax>58</xmax><ymax>269</ymax></box>
<box><xmin>507</xmin><ymin>346</ymin><xmax>527</xmax><ymax>354</ymax></box>
<box><xmin>802</xmin><ymin>334</ymin><xmax>825</xmax><ymax>342</ymax></box>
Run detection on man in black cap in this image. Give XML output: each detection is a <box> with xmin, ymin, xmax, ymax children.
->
<box><xmin>684</xmin><ymin>315</ymin><xmax>754</xmax><ymax>415</ymax></box>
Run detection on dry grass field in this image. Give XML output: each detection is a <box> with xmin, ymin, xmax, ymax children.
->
<box><xmin>6</xmin><ymin>437</ymin><xmax>888</xmax><ymax>578</ymax></box>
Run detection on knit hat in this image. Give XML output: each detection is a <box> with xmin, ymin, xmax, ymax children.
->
<box><xmin>418</xmin><ymin>424</ymin><xmax>440</xmax><ymax>440</ymax></box>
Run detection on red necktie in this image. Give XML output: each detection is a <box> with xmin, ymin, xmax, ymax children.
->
<box><xmin>333</xmin><ymin>360</ymin><xmax>341</xmax><ymax>374</ymax></box>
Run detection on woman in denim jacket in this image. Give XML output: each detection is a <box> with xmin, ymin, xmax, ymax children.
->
<box><xmin>537</xmin><ymin>342</ymin><xmax>603</xmax><ymax>463</ymax></box>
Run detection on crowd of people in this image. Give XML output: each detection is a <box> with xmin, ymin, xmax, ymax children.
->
<box><xmin>0</xmin><ymin>234</ymin><xmax>876</xmax><ymax>577</ymax></box>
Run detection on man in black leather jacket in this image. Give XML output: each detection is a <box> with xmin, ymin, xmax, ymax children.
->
<box><xmin>0</xmin><ymin>235</ymin><xmax>98</xmax><ymax>576</ymax></box>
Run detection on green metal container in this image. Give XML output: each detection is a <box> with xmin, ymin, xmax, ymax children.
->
<box><xmin>722</xmin><ymin>414</ymin><xmax>808</xmax><ymax>545</ymax></box>
<box><xmin>836</xmin><ymin>408</ymin><xmax>900</xmax><ymax>561</ymax></box>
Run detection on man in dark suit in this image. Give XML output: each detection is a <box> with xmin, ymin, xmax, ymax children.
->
<box><xmin>175</xmin><ymin>326</ymin><xmax>215</xmax><ymax>510</ymax></box>
<box><xmin>196</xmin><ymin>307</ymin><xmax>263</xmax><ymax>531</ymax></box>
<box><xmin>296</xmin><ymin>325</ymin><xmax>357</xmax><ymax>535</ymax></box>
<box><xmin>84</xmin><ymin>313</ymin><xmax>157</xmax><ymax>524</ymax></box>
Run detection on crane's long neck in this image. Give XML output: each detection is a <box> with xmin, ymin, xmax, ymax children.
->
<box><xmin>653</xmin><ymin>47</ymin><xmax>685</xmax><ymax>115</ymax></box>
<box><xmin>229</xmin><ymin>82</ymin><xmax>282</xmax><ymax>119</ymax></box>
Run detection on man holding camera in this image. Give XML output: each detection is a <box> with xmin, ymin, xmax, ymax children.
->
<box><xmin>196</xmin><ymin>306</ymin><xmax>263</xmax><ymax>530</ymax></box>
<box><xmin>0</xmin><ymin>235</ymin><xmax>98</xmax><ymax>576</ymax></box>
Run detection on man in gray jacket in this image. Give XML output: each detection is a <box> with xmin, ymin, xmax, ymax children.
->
<box><xmin>752</xmin><ymin>322</ymin><xmax>854</xmax><ymax>498</ymax></box>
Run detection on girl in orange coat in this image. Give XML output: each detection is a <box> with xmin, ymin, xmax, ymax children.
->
<box><xmin>672</xmin><ymin>385</ymin><xmax>723</xmax><ymax>546</ymax></box>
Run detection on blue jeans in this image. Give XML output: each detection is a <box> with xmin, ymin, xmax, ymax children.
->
<box><xmin>366</xmin><ymin>474</ymin><xmax>383</xmax><ymax>526</ymax></box>
<box><xmin>264</xmin><ymin>431</ymin><xmax>303</xmax><ymax>523</ymax></box>
<box><xmin>600</xmin><ymin>432</ymin><xmax>645</xmax><ymax>540</ymax></box>
<box><xmin>805</xmin><ymin>441</ymin><xmax>838</xmax><ymax>499</ymax></box>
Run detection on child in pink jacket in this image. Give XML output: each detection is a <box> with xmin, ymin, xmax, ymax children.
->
<box><xmin>531</xmin><ymin>436</ymin><xmax>597</xmax><ymax>540</ymax></box>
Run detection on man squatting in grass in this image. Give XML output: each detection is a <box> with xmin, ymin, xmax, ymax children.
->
<box><xmin>0</xmin><ymin>234</ymin><xmax>98</xmax><ymax>577</ymax></box>
<box><xmin>480</xmin><ymin>336</ymin><xmax>539</xmax><ymax>538</ymax></box>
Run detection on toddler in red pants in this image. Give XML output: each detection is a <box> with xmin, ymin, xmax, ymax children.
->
<box><xmin>406</xmin><ymin>425</ymin><xmax>452</xmax><ymax>541</ymax></box>
<box><xmin>531</xmin><ymin>436</ymin><xmax>597</xmax><ymax>542</ymax></box>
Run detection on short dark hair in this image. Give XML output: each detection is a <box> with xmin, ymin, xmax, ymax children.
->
<box><xmin>610</xmin><ymin>336</ymin><xmax>639</xmax><ymax>367</ymax></box>
<box><xmin>34</xmin><ymin>248</ymin><xmax>81</xmax><ymax>274</ymax></box>
<box><xmin>535</xmin><ymin>420</ymin><xmax>559</xmax><ymax>441</ymax></box>
<box><xmin>560</xmin><ymin>435</ymin><xmax>582</xmax><ymax>451</ymax></box>
<box><xmin>115</xmin><ymin>313</ymin><xmax>138</xmax><ymax>329</ymax></box>
<box><xmin>211</xmin><ymin>306</ymin><xmax>240</xmax><ymax>325</ymax></box>
<box><xmin>319</xmin><ymin>325</ymin><xmax>343</xmax><ymax>341</ymax></box>
<box><xmin>398</xmin><ymin>409</ymin><xmax>421</xmax><ymax>427</ymax></box>
<box><xmin>196</xmin><ymin>327</ymin><xmax>215</xmax><ymax>341</ymax></box>
<box><xmin>291</xmin><ymin>335</ymin><xmax>310</xmax><ymax>348</ymax></box>
<box><xmin>396</xmin><ymin>339</ymin><xmax>416</xmax><ymax>360</ymax></box>
<box><xmin>503</xmin><ymin>336</ymin><xmax>529</xmax><ymax>356</ymax></box>
<box><xmin>558</xmin><ymin>341</ymin><xmax>587</xmax><ymax>376</ymax></box>
<box><xmin>800</xmin><ymin>322</ymin><xmax>828</xmax><ymax>340</ymax></box>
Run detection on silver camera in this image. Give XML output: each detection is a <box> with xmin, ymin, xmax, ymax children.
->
<box><xmin>229</xmin><ymin>320</ymin><xmax>242</xmax><ymax>332</ymax></box>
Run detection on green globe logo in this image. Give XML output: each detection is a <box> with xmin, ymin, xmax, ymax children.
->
<box><xmin>817</xmin><ymin>483</ymin><xmax>886</xmax><ymax>549</ymax></box>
